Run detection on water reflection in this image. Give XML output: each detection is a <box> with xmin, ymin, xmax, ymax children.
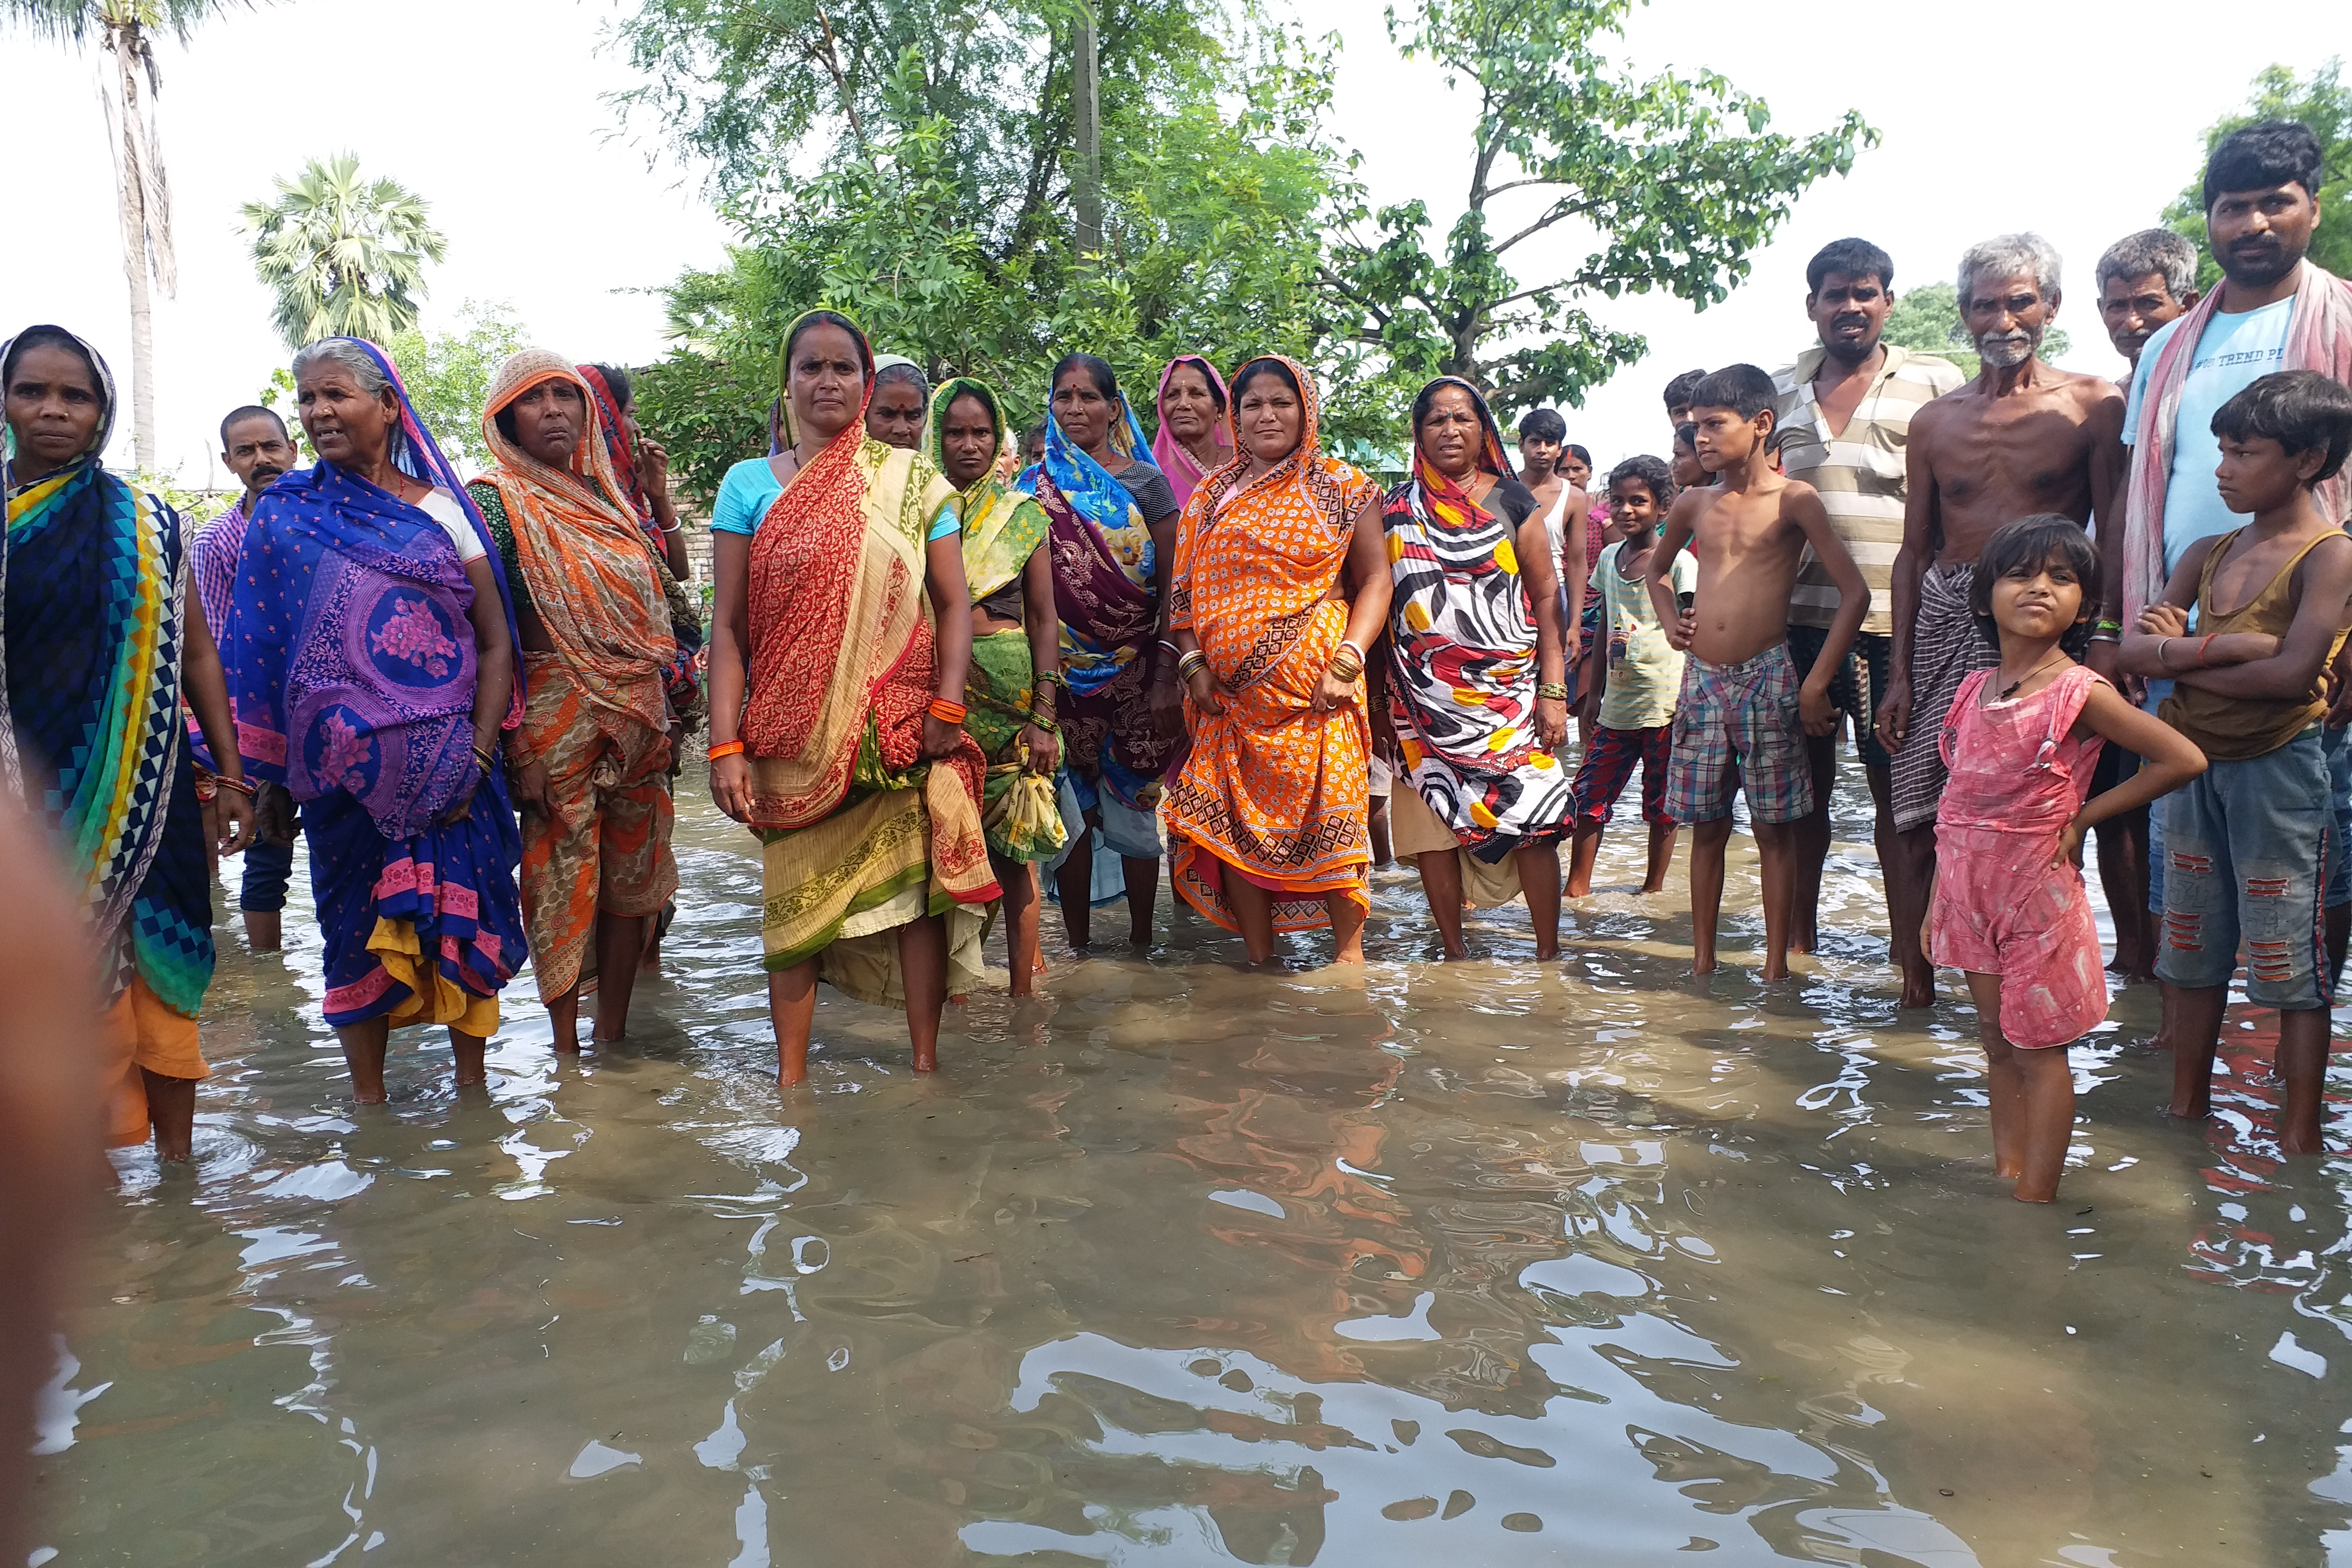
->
<box><xmin>32</xmin><ymin>774</ymin><xmax>2352</xmax><ymax>1565</ymax></box>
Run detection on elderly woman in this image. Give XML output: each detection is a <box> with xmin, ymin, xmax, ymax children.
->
<box><xmin>1384</xmin><ymin>376</ymin><xmax>1574</xmax><ymax>960</ymax></box>
<box><xmin>226</xmin><ymin>337</ymin><xmax>526</xmax><ymax>1102</ymax></box>
<box><xmin>928</xmin><ymin>376</ymin><xmax>1066</xmax><ymax>993</ymax></box>
<box><xmin>1164</xmin><ymin>354</ymin><xmax>1391</xmax><ymax>964</ymax></box>
<box><xmin>1152</xmin><ymin>354</ymin><xmax>1232</xmax><ymax>509</ymax></box>
<box><xmin>706</xmin><ymin>310</ymin><xmax>998</xmax><ymax>1084</ymax></box>
<box><xmin>1025</xmin><ymin>353</ymin><xmax>1185</xmax><ymax>946</ymax></box>
<box><xmin>865</xmin><ymin>356</ymin><xmax>929</xmax><ymax>450</ymax></box>
<box><xmin>466</xmin><ymin>351</ymin><xmax>681</xmax><ymax>1052</ymax></box>
<box><xmin>3</xmin><ymin>324</ymin><xmax>252</xmax><ymax>1159</ymax></box>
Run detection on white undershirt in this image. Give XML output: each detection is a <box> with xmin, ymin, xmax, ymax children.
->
<box><xmin>418</xmin><ymin>486</ymin><xmax>487</xmax><ymax>565</ymax></box>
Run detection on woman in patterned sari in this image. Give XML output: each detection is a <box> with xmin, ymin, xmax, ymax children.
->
<box><xmin>227</xmin><ymin>337</ymin><xmax>527</xmax><ymax>1102</ymax></box>
<box><xmin>3</xmin><ymin>324</ymin><xmax>252</xmax><ymax>1159</ymax></box>
<box><xmin>1152</xmin><ymin>354</ymin><xmax>1232</xmax><ymax>510</ymax></box>
<box><xmin>1024</xmin><ymin>354</ymin><xmax>1184</xmax><ymax>947</ymax></box>
<box><xmin>469</xmin><ymin>350</ymin><xmax>680</xmax><ymax>1053</ymax></box>
<box><xmin>928</xmin><ymin>376</ymin><xmax>1065</xmax><ymax>995</ymax></box>
<box><xmin>1164</xmin><ymin>355</ymin><xmax>1391</xmax><ymax>964</ymax></box>
<box><xmin>706</xmin><ymin>310</ymin><xmax>999</xmax><ymax>1084</ymax></box>
<box><xmin>1384</xmin><ymin>377</ymin><xmax>1574</xmax><ymax>961</ymax></box>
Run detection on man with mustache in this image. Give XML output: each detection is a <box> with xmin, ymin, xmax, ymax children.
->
<box><xmin>1876</xmin><ymin>233</ymin><xmax>2125</xmax><ymax>1008</ymax></box>
<box><xmin>2118</xmin><ymin>120</ymin><xmax>2352</xmax><ymax>1007</ymax></box>
<box><xmin>1771</xmin><ymin>238</ymin><xmax>1966</xmax><ymax>971</ymax></box>
<box><xmin>194</xmin><ymin>405</ymin><xmax>300</xmax><ymax>951</ymax></box>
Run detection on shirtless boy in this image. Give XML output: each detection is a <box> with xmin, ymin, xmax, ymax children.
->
<box><xmin>1649</xmin><ymin>364</ymin><xmax>1869</xmax><ymax>979</ymax></box>
<box><xmin>1877</xmin><ymin>233</ymin><xmax>2125</xmax><ymax>1006</ymax></box>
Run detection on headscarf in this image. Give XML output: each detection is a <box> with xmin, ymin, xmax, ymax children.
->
<box><xmin>1151</xmin><ymin>354</ymin><xmax>1232</xmax><ymax>508</ymax></box>
<box><xmin>925</xmin><ymin>376</ymin><xmax>1048</xmax><ymax>603</ymax></box>
<box><xmin>1383</xmin><ymin>375</ymin><xmax>1571</xmax><ymax>857</ymax></box>
<box><xmin>1</xmin><ymin>324</ymin><xmax>203</xmax><ymax>1003</ymax></box>
<box><xmin>576</xmin><ymin>363</ymin><xmax>651</xmax><ymax>528</ymax></box>
<box><xmin>2120</xmin><ymin>260</ymin><xmax>2352</xmax><ymax>623</ymax></box>
<box><xmin>225</xmin><ymin>337</ymin><xmax>523</xmax><ymax>839</ymax></box>
<box><xmin>1019</xmin><ymin>366</ymin><xmax>1159</xmax><ymax>696</ymax></box>
<box><xmin>478</xmin><ymin>351</ymin><xmax>674</xmax><ymax>734</ymax></box>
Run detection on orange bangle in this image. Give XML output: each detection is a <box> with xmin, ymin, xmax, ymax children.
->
<box><xmin>2197</xmin><ymin>632</ymin><xmax>2218</xmax><ymax>667</ymax></box>
<box><xmin>707</xmin><ymin>741</ymin><xmax>745</xmax><ymax>760</ymax></box>
<box><xmin>928</xmin><ymin>698</ymin><xmax>968</xmax><ymax>725</ymax></box>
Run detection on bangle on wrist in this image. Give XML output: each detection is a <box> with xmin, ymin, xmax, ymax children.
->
<box><xmin>928</xmin><ymin>698</ymin><xmax>968</xmax><ymax>725</ymax></box>
<box><xmin>1536</xmin><ymin>681</ymin><xmax>1570</xmax><ymax>701</ymax></box>
<box><xmin>707</xmin><ymin>740</ymin><xmax>745</xmax><ymax>761</ymax></box>
<box><xmin>2197</xmin><ymin>632</ymin><xmax>2219</xmax><ymax>668</ymax></box>
<box><xmin>2157</xmin><ymin>637</ymin><xmax>2175</xmax><ymax>671</ymax></box>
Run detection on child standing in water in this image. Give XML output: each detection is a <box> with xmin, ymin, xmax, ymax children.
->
<box><xmin>1569</xmin><ymin>456</ymin><xmax>1692</xmax><ymax>896</ymax></box>
<box><xmin>1933</xmin><ymin>516</ymin><xmax>2203</xmax><ymax>1202</ymax></box>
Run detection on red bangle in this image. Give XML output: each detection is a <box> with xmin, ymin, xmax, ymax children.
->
<box><xmin>2197</xmin><ymin>632</ymin><xmax>2219</xmax><ymax>667</ymax></box>
<box><xmin>707</xmin><ymin>740</ymin><xmax>745</xmax><ymax>760</ymax></box>
<box><xmin>928</xmin><ymin>698</ymin><xmax>968</xmax><ymax>725</ymax></box>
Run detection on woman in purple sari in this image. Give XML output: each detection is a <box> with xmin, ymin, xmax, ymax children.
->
<box><xmin>226</xmin><ymin>337</ymin><xmax>526</xmax><ymax>1101</ymax></box>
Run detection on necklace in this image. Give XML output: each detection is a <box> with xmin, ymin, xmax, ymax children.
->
<box><xmin>1996</xmin><ymin>651</ymin><xmax>2068</xmax><ymax>701</ymax></box>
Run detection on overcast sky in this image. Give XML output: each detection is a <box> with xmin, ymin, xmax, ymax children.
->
<box><xmin>6</xmin><ymin>0</ymin><xmax>2344</xmax><ymax>484</ymax></box>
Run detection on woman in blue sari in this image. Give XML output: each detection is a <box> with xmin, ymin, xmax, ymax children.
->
<box><xmin>227</xmin><ymin>337</ymin><xmax>526</xmax><ymax>1102</ymax></box>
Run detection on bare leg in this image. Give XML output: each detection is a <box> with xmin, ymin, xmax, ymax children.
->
<box><xmin>547</xmin><ymin>983</ymin><xmax>584</xmax><ymax>1055</ymax></box>
<box><xmin>1369</xmin><ymin>797</ymin><xmax>1393</xmax><ymax>868</ymax></box>
<box><xmin>1516</xmin><ymin>842</ymin><xmax>1562</xmax><ymax>960</ymax></box>
<box><xmin>2010</xmin><ymin>1041</ymin><xmax>2076</xmax><ymax>1202</ymax></box>
<box><xmin>1222</xmin><ymin>872</ymin><xmax>1277</xmax><ymax>964</ymax></box>
<box><xmin>1414</xmin><ymin>850</ymin><xmax>1469</xmax><ymax>960</ymax></box>
<box><xmin>1565</xmin><ymin>825</ymin><xmax>1603</xmax><ymax>898</ymax></box>
<box><xmin>139</xmin><ymin>1069</ymin><xmax>196</xmax><ymax>1162</ymax></box>
<box><xmin>1642</xmin><ymin>820</ymin><xmax>1678</xmax><ymax>894</ymax></box>
<box><xmin>1790</xmin><ymin>731</ymin><xmax>1837</xmax><ymax>954</ymax></box>
<box><xmin>2165</xmin><ymin>982</ymin><xmax>2230</xmax><ymax>1120</ymax></box>
<box><xmin>2097</xmin><ymin>812</ymin><xmax>2154</xmax><ymax>978</ymax></box>
<box><xmin>337</xmin><ymin>1016</ymin><xmax>392</xmax><ymax>1104</ymax></box>
<box><xmin>1688</xmin><ymin>818</ymin><xmax>1733</xmax><ymax>975</ymax></box>
<box><xmin>1056</xmin><ymin>831</ymin><xmax>1095</xmax><ymax>948</ymax></box>
<box><xmin>242</xmin><ymin>911</ymin><xmax>283</xmax><ymax>952</ymax></box>
<box><xmin>993</xmin><ymin>851</ymin><xmax>1041</xmax><ymax>998</ymax></box>
<box><xmin>1885</xmin><ymin>821</ymin><xmax>1939</xmax><ymax>1008</ymax></box>
<box><xmin>2278</xmin><ymin>1004</ymin><xmax>2332</xmax><ymax>1155</ymax></box>
<box><xmin>593</xmin><ymin>912</ymin><xmax>647</xmax><ymax>1044</ymax></box>
<box><xmin>768</xmin><ymin>958</ymin><xmax>819</xmax><ymax>1086</ymax></box>
<box><xmin>1121</xmin><ymin>854</ymin><xmax>1159</xmax><ymax>947</ymax></box>
<box><xmin>1753</xmin><ymin>819</ymin><xmax>1798</xmax><ymax>981</ymax></box>
<box><xmin>897</xmin><ymin>914</ymin><xmax>947</xmax><ymax>1073</ymax></box>
<box><xmin>449</xmin><ymin>1027</ymin><xmax>487</xmax><ymax>1089</ymax></box>
<box><xmin>1327</xmin><ymin>890</ymin><xmax>1367</xmax><ymax>965</ymax></box>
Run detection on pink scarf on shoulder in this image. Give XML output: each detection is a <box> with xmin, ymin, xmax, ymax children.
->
<box><xmin>2120</xmin><ymin>261</ymin><xmax>2352</xmax><ymax>624</ymax></box>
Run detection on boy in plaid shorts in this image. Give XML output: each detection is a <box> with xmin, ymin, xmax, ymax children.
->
<box><xmin>1569</xmin><ymin>456</ymin><xmax>1692</xmax><ymax>896</ymax></box>
<box><xmin>1646</xmin><ymin>365</ymin><xmax>1869</xmax><ymax>978</ymax></box>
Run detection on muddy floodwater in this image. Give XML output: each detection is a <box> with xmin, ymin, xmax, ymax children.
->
<box><xmin>33</xmin><ymin>766</ymin><xmax>2352</xmax><ymax>1566</ymax></box>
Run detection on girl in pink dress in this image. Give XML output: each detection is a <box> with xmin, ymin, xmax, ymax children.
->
<box><xmin>1928</xmin><ymin>516</ymin><xmax>2205</xmax><ymax>1203</ymax></box>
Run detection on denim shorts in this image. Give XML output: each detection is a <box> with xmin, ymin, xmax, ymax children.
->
<box><xmin>2157</xmin><ymin>727</ymin><xmax>2332</xmax><ymax>1008</ymax></box>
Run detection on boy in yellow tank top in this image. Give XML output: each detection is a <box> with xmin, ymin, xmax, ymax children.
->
<box><xmin>2120</xmin><ymin>370</ymin><xmax>2352</xmax><ymax>1154</ymax></box>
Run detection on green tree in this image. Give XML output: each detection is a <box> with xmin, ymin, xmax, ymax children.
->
<box><xmin>4</xmin><ymin>0</ymin><xmax>270</xmax><ymax>468</ymax></box>
<box><xmin>1319</xmin><ymin>0</ymin><xmax>1872</xmax><ymax>421</ymax></box>
<box><xmin>2164</xmin><ymin>60</ymin><xmax>2352</xmax><ymax>292</ymax></box>
<box><xmin>381</xmin><ymin>301</ymin><xmax>527</xmax><ymax>472</ymax></box>
<box><xmin>1880</xmin><ymin>279</ymin><xmax>2070</xmax><ymax>381</ymax></box>
<box><xmin>243</xmin><ymin>153</ymin><xmax>448</xmax><ymax>350</ymax></box>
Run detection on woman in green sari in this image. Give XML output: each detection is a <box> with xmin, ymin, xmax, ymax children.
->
<box><xmin>928</xmin><ymin>377</ymin><xmax>1065</xmax><ymax>994</ymax></box>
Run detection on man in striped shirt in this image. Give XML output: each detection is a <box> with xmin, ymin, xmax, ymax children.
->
<box><xmin>1773</xmin><ymin>237</ymin><xmax>1967</xmax><ymax>970</ymax></box>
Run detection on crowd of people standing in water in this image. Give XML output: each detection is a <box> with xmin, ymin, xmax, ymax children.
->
<box><xmin>9</xmin><ymin>119</ymin><xmax>2352</xmax><ymax>1205</ymax></box>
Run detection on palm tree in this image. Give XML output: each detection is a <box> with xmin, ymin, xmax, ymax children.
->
<box><xmin>243</xmin><ymin>154</ymin><xmax>448</xmax><ymax>351</ymax></box>
<box><xmin>4</xmin><ymin>0</ymin><xmax>262</xmax><ymax>470</ymax></box>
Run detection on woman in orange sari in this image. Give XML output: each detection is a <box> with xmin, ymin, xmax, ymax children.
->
<box><xmin>1163</xmin><ymin>355</ymin><xmax>1391</xmax><ymax>963</ymax></box>
<box><xmin>706</xmin><ymin>310</ymin><xmax>999</xmax><ymax>1084</ymax></box>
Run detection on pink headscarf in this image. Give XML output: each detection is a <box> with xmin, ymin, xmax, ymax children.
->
<box><xmin>1150</xmin><ymin>354</ymin><xmax>1233</xmax><ymax>507</ymax></box>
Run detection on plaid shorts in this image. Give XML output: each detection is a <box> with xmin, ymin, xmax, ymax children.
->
<box><xmin>1570</xmin><ymin>723</ymin><xmax>1673</xmax><ymax>827</ymax></box>
<box><xmin>1665</xmin><ymin>644</ymin><xmax>1815</xmax><ymax>825</ymax></box>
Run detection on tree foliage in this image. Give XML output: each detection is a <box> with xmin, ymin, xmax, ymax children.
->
<box><xmin>1880</xmin><ymin>280</ymin><xmax>2068</xmax><ymax>381</ymax></box>
<box><xmin>243</xmin><ymin>153</ymin><xmax>448</xmax><ymax>350</ymax></box>
<box><xmin>382</xmin><ymin>300</ymin><xmax>526</xmax><ymax>473</ymax></box>
<box><xmin>1319</xmin><ymin>0</ymin><xmax>1872</xmax><ymax>422</ymax></box>
<box><xmin>2164</xmin><ymin>60</ymin><xmax>2352</xmax><ymax>292</ymax></box>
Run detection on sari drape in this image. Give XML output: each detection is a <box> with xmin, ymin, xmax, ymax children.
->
<box><xmin>1151</xmin><ymin>354</ymin><xmax>1233</xmax><ymax>509</ymax></box>
<box><xmin>478</xmin><ymin>350</ymin><xmax>680</xmax><ymax>1000</ymax></box>
<box><xmin>1164</xmin><ymin>355</ymin><xmax>1380</xmax><ymax>933</ymax></box>
<box><xmin>926</xmin><ymin>376</ymin><xmax>1064</xmax><ymax>863</ymax></box>
<box><xmin>1</xmin><ymin>325</ymin><xmax>211</xmax><ymax>1018</ymax></box>
<box><xmin>579</xmin><ymin>360</ymin><xmax>705</xmax><ymax>730</ymax></box>
<box><xmin>1384</xmin><ymin>376</ymin><xmax>1572</xmax><ymax>861</ymax></box>
<box><xmin>226</xmin><ymin>336</ymin><xmax>525</xmax><ymax>1032</ymax></box>
<box><xmin>746</xmin><ymin>311</ymin><xmax>998</xmax><ymax>1003</ymax></box>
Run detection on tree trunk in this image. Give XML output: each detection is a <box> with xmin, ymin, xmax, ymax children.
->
<box><xmin>110</xmin><ymin>28</ymin><xmax>157</xmax><ymax>472</ymax></box>
<box><xmin>1071</xmin><ymin>5</ymin><xmax>1102</xmax><ymax>258</ymax></box>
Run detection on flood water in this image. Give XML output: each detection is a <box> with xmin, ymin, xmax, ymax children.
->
<box><xmin>34</xmin><ymin>763</ymin><xmax>2352</xmax><ymax>1567</ymax></box>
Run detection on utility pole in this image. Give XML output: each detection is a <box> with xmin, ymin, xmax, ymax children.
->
<box><xmin>1071</xmin><ymin>1</ymin><xmax>1102</xmax><ymax>258</ymax></box>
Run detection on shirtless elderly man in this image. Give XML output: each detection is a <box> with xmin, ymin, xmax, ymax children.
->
<box><xmin>1876</xmin><ymin>232</ymin><xmax>2126</xmax><ymax>1007</ymax></box>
